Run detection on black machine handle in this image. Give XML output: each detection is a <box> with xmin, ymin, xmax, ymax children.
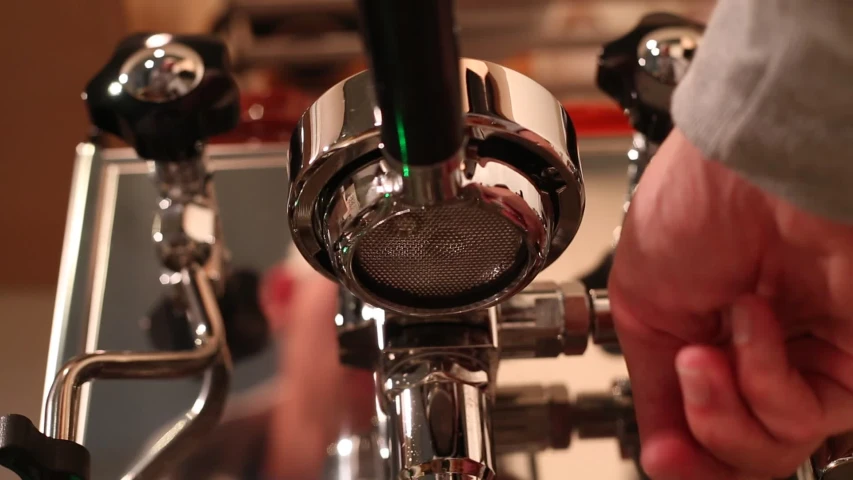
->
<box><xmin>596</xmin><ymin>13</ymin><xmax>704</xmax><ymax>143</ymax></box>
<box><xmin>356</xmin><ymin>0</ymin><xmax>464</xmax><ymax>168</ymax></box>
<box><xmin>84</xmin><ymin>33</ymin><xmax>240</xmax><ymax>162</ymax></box>
<box><xmin>0</xmin><ymin>414</ymin><xmax>90</xmax><ymax>480</ymax></box>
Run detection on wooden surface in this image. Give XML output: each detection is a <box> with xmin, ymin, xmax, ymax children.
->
<box><xmin>0</xmin><ymin>1</ymin><xmax>126</xmax><ymax>287</ymax></box>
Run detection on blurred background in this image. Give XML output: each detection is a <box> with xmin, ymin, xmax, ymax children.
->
<box><xmin>0</xmin><ymin>1</ymin><xmax>713</xmax><ymax>478</ymax></box>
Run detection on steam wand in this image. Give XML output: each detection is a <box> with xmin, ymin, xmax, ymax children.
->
<box><xmin>0</xmin><ymin>33</ymin><xmax>241</xmax><ymax>480</ymax></box>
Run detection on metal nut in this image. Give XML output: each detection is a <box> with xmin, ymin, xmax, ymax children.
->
<box><xmin>496</xmin><ymin>281</ymin><xmax>566</xmax><ymax>359</ymax></box>
<box><xmin>153</xmin><ymin>199</ymin><xmax>217</xmax><ymax>271</ymax></box>
<box><xmin>493</xmin><ymin>384</ymin><xmax>572</xmax><ymax>454</ymax></box>
<box><xmin>559</xmin><ymin>281</ymin><xmax>592</xmax><ymax>356</ymax></box>
<box><xmin>589</xmin><ymin>289</ymin><xmax>618</xmax><ymax>346</ymax></box>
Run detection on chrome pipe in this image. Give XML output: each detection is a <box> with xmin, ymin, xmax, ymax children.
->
<box><xmin>796</xmin><ymin>462</ymin><xmax>818</xmax><ymax>480</ymax></box>
<box><xmin>386</xmin><ymin>364</ymin><xmax>495</xmax><ymax>479</ymax></box>
<box><xmin>811</xmin><ymin>433</ymin><xmax>853</xmax><ymax>480</ymax></box>
<box><xmin>626</xmin><ymin>133</ymin><xmax>658</xmax><ymax>208</ymax></box>
<box><xmin>377</xmin><ymin>318</ymin><xmax>499</xmax><ymax>480</ymax></box>
<box><xmin>42</xmin><ymin>266</ymin><xmax>231</xmax><ymax>478</ymax></box>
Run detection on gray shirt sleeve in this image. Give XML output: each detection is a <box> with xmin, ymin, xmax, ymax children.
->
<box><xmin>671</xmin><ymin>0</ymin><xmax>853</xmax><ymax>223</ymax></box>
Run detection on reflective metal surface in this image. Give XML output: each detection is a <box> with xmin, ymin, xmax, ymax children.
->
<box><xmin>43</xmin><ymin>143</ymin><xmax>288</xmax><ymax>478</ymax></box>
<box><xmin>327</xmin><ymin>429</ymin><xmax>390</xmax><ymax>480</ymax></box>
<box><xmin>797</xmin><ymin>463</ymin><xmax>818</xmax><ymax>480</ymax></box>
<box><xmin>389</xmin><ymin>374</ymin><xmax>494</xmax><ymax>479</ymax></box>
<box><xmin>327</xmin><ymin>276</ymin><xmax>625</xmax><ymax>479</ymax></box>
<box><xmin>589</xmin><ymin>288</ymin><xmax>616</xmax><ymax>346</ymax></box>
<box><xmin>575</xmin><ymin>379</ymin><xmax>638</xmax><ymax>462</ymax></box>
<box><xmin>597</xmin><ymin>13</ymin><xmax>704</xmax><ymax>143</ymax></box>
<box><xmin>151</xmin><ymin>158</ymin><xmax>209</xmax><ymax>200</ymax></box>
<box><xmin>119</xmin><ymin>42</ymin><xmax>205</xmax><ymax>103</ymax></box>
<box><xmin>50</xmin><ymin>125</ymin><xmax>639</xmax><ymax>480</ymax></box>
<box><xmin>395</xmin><ymin>152</ymin><xmax>464</xmax><ymax>206</ymax></box>
<box><xmin>637</xmin><ymin>27</ymin><xmax>700</xmax><ymax>86</ymax></box>
<box><xmin>633</xmin><ymin>21</ymin><xmax>703</xmax><ymax>114</ymax></box>
<box><xmin>492</xmin><ymin>385</ymin><xmax>571</xmax><ymax>455</ymax></box>
<box><xmin>813</xmin><ymin>433</ymin><xmax>853</xmax><ymax>480</ymax></box>
<box><xmin>336</xmin><ymin>280</ymin><xmax>614</xmax><ymax>368</ymax></box>
<box><xmin>324</xmin><ymin>154</ymin><xmax>548</xmax><ymax>315</ymax></box>
<box><xmin>374</xmin><ymin>312</ymin><xmax>499</xmax><ymax>479</ymax></box>
<box><xmin>41</xmin><ymin>143</ymin><xmax>103</xmax><ymax>422</ymax></box>
<box><xmin>384</xmin><ymin>356</ymin><xmax>496</xmax><ymax>479</ymax></box>
<box><xmin>151</xmin><ymin>153</ymin><xmax>228</xmax><ymax>297</ymax></box>
<box><xmin>496</xmin><ymin>281</ymin><xmax>591</xmax><ymax>358</ymax></box>
<box><xmin>288</xmin><ymin>58</ymin><xmax>585</xmax><ymax>315</ymax></box>
<box><xmin>626</xmin><ymin>133</ymin><xmax>658</xmax><ymax>211</ymax></box>
<box><xmin>153</xmin><ymin>197</ymin><xmax>219</xmax><ymax>272</ymax></box>
<box><xmin>43</xmin><ymin>266</ymin><xmax>231</xmax><ymax>480</ymax></box>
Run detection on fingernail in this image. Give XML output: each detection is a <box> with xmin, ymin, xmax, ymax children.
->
<box><xmin>731</xmin><ymin>302</ymin><xmax>751</xmax><ymax>346</ymax></box>
<box><xmin>676</xmin><ymin>365</ymin><xmax>710</xmax><ymax>406</ymax></box>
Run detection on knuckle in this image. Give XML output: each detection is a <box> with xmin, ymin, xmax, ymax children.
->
<box><xmin>740</xmin><ymin>376</ymin><xmax>777</xmax><ymax>405</ymax></box>
<box><xmin>688</xmin><ymin>418</ymin><xmax>730</xmax><ymax>453</ymax></box>
<box><xmin>739</xmin><ymin>382</ymin><xmax>822</xmax><ymax>443</ymax></box>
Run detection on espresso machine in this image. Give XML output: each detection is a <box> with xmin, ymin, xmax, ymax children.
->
<box><xmin>0</xmin><ymin>3</ymin><xmax>849</xmax><ymax>480</ymax></box>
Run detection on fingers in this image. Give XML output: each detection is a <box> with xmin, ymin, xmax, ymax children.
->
<box><xmin>730</xmin><ymin>296</ymin><xmax>824</xmax><ymax>443</ymax></box>
<box><xmin>266</xmin><ymin>269</ymin><xmax>343</xmax><ymax>478</ymax></box>
<box><xmin>676</xmin><ymin>345</ymin><xmax>817</xmax><ymax>477</ymax></box>
<box><xmin>613</xmin><ymin>290</ymin><xmax>829</xmax><ymax>479</ymax></box>
<box><xmin>788</xmin><ymin>335</ymin><xmax>853</xmax><ymax>434</ymax></box>
<box><xmin>609</xmin><ymin>298</ymin><xmax>687</xmax><ymax>439</ymax></box>
<box><xmin>281</xmin><ymin>272</ymin><xmax>342</xmax><ymax>400</ymax></box>
<box><xmin>640</xmin><ymin>430</ymin><xmax>740</xmax><ymax>480</ymax></box>
<box><xmin>607</xmin><ymin>293</ymin><xmax>733</xmax><ymax>479</ymax></box>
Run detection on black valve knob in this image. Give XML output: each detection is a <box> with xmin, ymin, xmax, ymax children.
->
<box><xmin>84</xmin><ymin>33</ymin><xmax>239</xmax><ymax>162</ymax></box>
<box><xmin>147</xmin><ymin>269</ymin><xmax>269</xmax><ymax>362</ymax></box>
<box><xmin>0</xmin><ymin>414</ymin><xmax>90</xmax><ymax>480</ymax></box>
<box><xmin>597</xmin><ymin>13</ymin><xmax>704</xmax><ymax>143</ymax></box>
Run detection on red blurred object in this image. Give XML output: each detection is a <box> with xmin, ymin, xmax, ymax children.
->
<box><xmin>565</xmin><ymin>103</ymin><xmax>633</xmax><ymax>137</ymax></box>
<box><xmin>213</xmin><ymin>88</ymin><xmax>632</xmax><ymax>144</ymax></box>
<box><xmin>211</xmin><ymin>86</ymin><xmax>317</xmax><ymax>144</ymax></box>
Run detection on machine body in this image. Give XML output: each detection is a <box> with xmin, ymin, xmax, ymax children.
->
<box><xmin>0</xmin><ymin>4</ymin><xmax>847</xmax><ymax>480</ymax></box>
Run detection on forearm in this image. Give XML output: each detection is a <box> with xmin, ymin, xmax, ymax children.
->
<box><xmin>672</xmin><ymin>0</ymin><xmax>853</xmax><ymax>223</ymax></box>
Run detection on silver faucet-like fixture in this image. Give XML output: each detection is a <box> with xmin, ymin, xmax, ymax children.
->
<box><xmin>286</xmin><ymin>2</ymin><xmax>639</xmax><ymax>477</ymax></box>
<box><xmin>288</xmin><ymin>62</ymin><xmax>584</xmax><ymax>317</ymax></box>
<box><xmin>327</xmin><ymin>283</ymin><xmax>630</xmax><ymax>479</ymax></box>
<box><xmin>288</xmin><ymin>58</ymin><xmax>587</xmax><ymax>477</ymax></box>
<box><xmin>2</xmin><ymin>6</ymin><xmax>842</xmax><ymax>480</ymax></box>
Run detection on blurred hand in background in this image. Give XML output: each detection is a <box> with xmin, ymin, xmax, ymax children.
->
<box><xmin>258</xmin><ymin>258</ymin><xmax>376</xmax><ymax>479</ymax></box>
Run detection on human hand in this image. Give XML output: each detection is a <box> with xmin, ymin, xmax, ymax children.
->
<box><xmin>609</xmin><ymin>129</ymin><xmax>853</xmax><ymax>479</ymax></box>
<box><xmin>259</xmin><ymin>259</ymin><xmax>376</xmax><ymax>479</ymax></box>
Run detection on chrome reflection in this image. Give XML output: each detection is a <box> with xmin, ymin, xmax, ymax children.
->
<box><xmin>119</xmin><ymin>43</ymin><xmax>204</xmax><ymax>103</ymax></box>
<box><xmin>288</xmin><ymin>58</ymin><xmax>585</xmax><ymax>316</ymax></box>
<box><xmin>637</xmin><ymin>27</ymin><xmax>701</xmax><ymax>85</ymax></box>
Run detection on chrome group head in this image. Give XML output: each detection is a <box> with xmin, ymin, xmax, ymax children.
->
<box><xmin>287</xmin><ymin>59</ymin><xmax>585</xmax><ymax>316</ymax></box>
